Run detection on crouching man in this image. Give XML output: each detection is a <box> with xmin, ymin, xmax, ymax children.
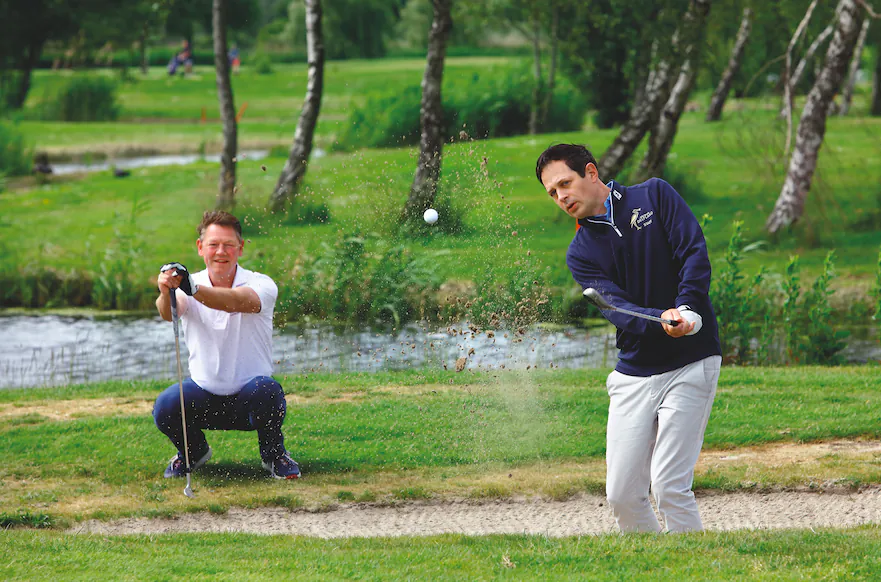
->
<box><xmin>153</xmin><ymin>210</ymin><xmax>300</xmax><ymax>479</ymax></box>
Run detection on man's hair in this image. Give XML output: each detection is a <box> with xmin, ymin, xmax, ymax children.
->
<box><xmin>535</xmin><ymin>143</ymin><xmax>600</xmax><ymax>184</ymax></box>
<box><xmin>197</xmin><ymin>210</ymin><xmax>243</xmax><ymax>241</ymax></box>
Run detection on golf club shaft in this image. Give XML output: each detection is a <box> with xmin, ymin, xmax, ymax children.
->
<box><xmin>609</xmin><ymin>305</ymin><xmax>679</xmax><ymax>326</ymax></box>
<box><xmin>169</xmin><ymin>291</ymin><xmax>193</xmax><ymax>479</ymax></box>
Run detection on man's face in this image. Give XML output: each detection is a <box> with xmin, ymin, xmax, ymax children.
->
<box><xmin>197</xmin><ymin>224</ymin><xmax>243</xmax><ymax>278</ymax></box>
<box><xmin>540</xmin><ymin>160</ymin><xmax>604</xmax><ymax>220</ymax></box>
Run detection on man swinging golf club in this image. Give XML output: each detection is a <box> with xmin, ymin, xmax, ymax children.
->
<box><xmin>536</xmin><ymin>144</ymin><xmax>722</xmax><ymax>533</ymax></box>
<box><xmin>153</xmin><ymin>210</ymin><xmax>301</xmax><ymax>485</ymax></box>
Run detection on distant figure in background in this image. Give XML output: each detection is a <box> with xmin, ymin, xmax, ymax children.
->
<box><xmin>168</xmin><ymin>40</ymin><xmax>194</xmax><ymax>77</ymax></box>
<box><xmin>228</xmin><ymin>44</ymin><xmax>241</xmax><ymax>75</ymax></box>
<box><xmin>32</xmin><ymin>152</ymin><xmax>53</xmax><ymax>176</ymax></box>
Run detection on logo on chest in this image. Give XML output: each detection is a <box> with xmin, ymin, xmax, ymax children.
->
<box><xmin>630</xmin><ymin>208</ymin><xmax>654</xmax><ymax>230</ymax></box>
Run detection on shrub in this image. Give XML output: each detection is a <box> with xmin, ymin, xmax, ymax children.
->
<box><xmin>334</xmin><ymin>68</ymin><xmax>586</xmax><ymax>151</ymax></box>
<box><xmin>274</xmin><ymin>232</ymin><xmax>441</xmax><ymax>326</ymax></box>
<box><xmin>43</xmin><ymin>76</ymin><xmax>120</xmax><ymax>122</ymax></box>
<box><xmin>0</xmin><ymin>121</ymin><xmax>32</xmax><ymax>177</ymax></box>
<box><xmin>251</xmin><ymin>52</ymin><xmax>274</xmax><ymax>75</ymax></box>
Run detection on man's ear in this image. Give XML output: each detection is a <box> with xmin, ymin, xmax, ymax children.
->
<box><xmin>585</xmin><ymin>162</ymin><xmax>598</xmax><ymax>181</ymax></box>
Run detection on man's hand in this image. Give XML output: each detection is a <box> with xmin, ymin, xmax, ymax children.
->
<box><xmin>160</xmin><ymin>262</ymin><xmax>199</xmax><ymax>296</ymax></box>
<box><xmin>661</xmin><ymin>308</ymin><xmax>695</xmax><ymax>338</ymax></box>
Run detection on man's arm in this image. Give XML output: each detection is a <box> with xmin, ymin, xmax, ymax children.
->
<box><xmin>655</xmin><ymin>179</ymin><xmax>713</xmax><ymax>312</ymax></box>
<box><xmin>189</xmin><ymin>285</ymin><xmax>261</xmax><ymax>314</ymax></box>
<box><xmin>567</xmin><ymin>247</ymin><xmax>681</xmax><ymax>337</ymax></box>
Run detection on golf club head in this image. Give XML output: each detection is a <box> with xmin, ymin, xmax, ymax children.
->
<box><xmin>582</xmin><ymin>287</ymin><xmax>613</xmax><ymax>310</ymax></box>
<box><xmin>184</xmin><ymin>475</ymin><xmax>194</xmax><ymax>498</ymax></box>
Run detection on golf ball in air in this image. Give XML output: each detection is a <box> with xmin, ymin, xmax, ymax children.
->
<box><xmin>423</xmin><ymin>208</ymin><xmax>438</xmax><ymax>224</ymax></box>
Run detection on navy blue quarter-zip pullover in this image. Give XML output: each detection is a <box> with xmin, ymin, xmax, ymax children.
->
<box><xmin>567</xmin><ymin>178</ymin><xmax>721</xmax><ymax>376</ymax></box>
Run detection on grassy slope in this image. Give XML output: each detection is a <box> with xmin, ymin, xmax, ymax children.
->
<box><xmin>2</xmin><ymin>367</ymin><xmax>880</xmax><ymax>524</ymax></box>
<box><xmin>3</xmin><ymin>112</ymin><xmax>881</xmax><ymax>293</ymax></box>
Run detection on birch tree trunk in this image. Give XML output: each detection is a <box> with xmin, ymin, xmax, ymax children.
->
<box><xmin>706</xmin><ymin>7</ymin><xmax>752</xmax><ymax>122</ymax></box>
<box><xmin>528</xmin><ymin>13</ymin><xmax>542</xmax><ymax>135</ymax></box>
<box><xmin>839</xmin><ymin>18</ymin><xmax>870</xmax><ymax>115</ymax></box>
<box><xmin>139</xmin><ymin>23</ymin><xmax>149</xmax><ymax>75</ymax></box>
<box><xmin>598</xmin><ymin>0</ymin><xmax>711</xmax><ymax>180</ymax></box>
<box><xmin>540</xmin><ymin>4</ymin><xmax>559</xmax><ymax>129</ymax></box>
<box><xmin>401</xmin><ymin>0</ymin><xmax>452</xmax><ymax>224</ymax></box>
<box><xmin>636</xmin><ymin>59</ymin><xmax>699</xmax><ymax>181</ymax></box>
<box><xmin>872</xmin><ymin>40</ymin><xmax>881</xmax><ymax>115</ymax></box>
<box><xmin>213</xmin><ymin>0</ymin><xmax>237</xmax><ymax>211</ymax></box>
<box><xmin>792</xmin><ymin>22</ymin><xmax>835</xmax><ymax>91</ymax></box>
<box><xmin>268</xmin><ymin>0</ymin><xmax>325</xmax><ymax>214</ymax></box>
<box><xmin>766</xmin><ymin>0</ymin><xmax>865</xmax><ymax>235</ymax></box>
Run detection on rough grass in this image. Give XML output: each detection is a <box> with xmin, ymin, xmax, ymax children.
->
<box><xmin>2</xmin><ymin>367</ymin><xmax>880</xmax><ymax>524</ymax></box>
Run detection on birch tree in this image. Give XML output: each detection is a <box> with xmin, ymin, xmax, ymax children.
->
<box><xmin>838</xmin><ymin>18</ymin><xmax>870</xmax><ymax>115</ymax></box>
<box><xmin>401</xmin><ymin>0</ymin><xmax>453</xmax><ymax>225</ymax></box>
<box><xmin>706</xmin><ymin>7</ymin><xmax>752</xmax><ymax>122</ymax></box>
<box><xmin>213</xmin><ymin>0</ymin><xmax>238</xmax><ymax>210</ymax></box>
<box><xmin>269</xmin><ymin>0</ymin><xmax>325</xmax><ymax>214</ymax></box>
<box><xmin>598</xmin><ymin>0</ymin><xmax>711</xmax><ymax>180</ymax></box>
<box><xmin>766</xmin><ymin>0</ymin><xmax>865</xmax><ymax>234</ymax></box>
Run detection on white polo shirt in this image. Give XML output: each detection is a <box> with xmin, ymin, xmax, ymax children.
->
<box><xmin>175</xmin><ymin>265</ymin><xmax>278</xmax><ymax>396</ymax></box>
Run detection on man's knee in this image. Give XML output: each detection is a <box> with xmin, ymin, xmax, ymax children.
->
<box><xmin>653</xmin><ymin>482</ymin><xmax>695</xmax><ymax>511</ymax></box>
<box><xmin>247</xmin><ymin>376</ymin><xmax>286</xmax><ymax>411</ymax></box>
<box><xmin>153</xmin><ymin>386</ymin><xmax>181</xmax><ymax>427</ymax></box>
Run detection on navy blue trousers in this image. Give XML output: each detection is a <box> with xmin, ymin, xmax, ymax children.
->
<box><xmin>153</xmin><ymin>376</ymin><xmax>286</xmax><ymax>463</ymax></box>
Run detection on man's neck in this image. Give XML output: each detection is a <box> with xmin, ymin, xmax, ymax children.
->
<box><xmin>209</xmin><ymin>265</ymin><xmax>238</xmax><ymax>288</ymax></box>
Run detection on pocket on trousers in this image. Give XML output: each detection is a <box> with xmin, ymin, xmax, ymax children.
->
<box><xmin>702</xmin><ymin>356</ymin><xmax>722</xmax><ymax>387</ymax></box>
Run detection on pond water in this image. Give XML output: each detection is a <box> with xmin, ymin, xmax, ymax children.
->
<box><xmin>52</xmin><ymin>150</ymin><xmax>272</xmax><ymax>175</ymax></box>
<box><xmin>0</xmin><ymin>314</ymin><xmax>618</xmax><ymax>389</ymax></box>
<box><xmin>3</xmin><ymin>314</ymin><xmax>878</xmax><ymax>390</ymax></box>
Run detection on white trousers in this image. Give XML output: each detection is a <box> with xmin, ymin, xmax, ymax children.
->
<box><xmin>605</xmin><ymin>355</ymin><xmax>721</xmax><ymax>533</ymax></box>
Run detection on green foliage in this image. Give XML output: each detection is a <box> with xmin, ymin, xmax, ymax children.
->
<box><xmin>0</xmin><ymin>510</ymin><xmax>53</xmax><ymax>528</ymax></box>
<box><xmin>285</xmin><ymin>0</ymin><xmax>396</xmax><ymax>59</ymax></box>
<box><xmin>285</xmin><ymin>197</ymin><xmax>331</xmax><ymax>226</ymax></box>
<box><xmin>335</xmin><ymin>69</ymin><xmax>586</xmax><ymax>150</ymax></box>
<box><xmin>42</xmin><ymin>76</ymin><xmax>120</xmax><ymax>122</ymax></box>
<box><xmin>0</xmin><ymin>120</ymin><xmax>32</xmax><ymax>177</ymax></box>
<box><xmin>91</xmin><ymin>194</ymin><xmax>154</xmax><ymax>310</ymax></box>
<box><xmin>275</xmin><ymin>232</ymin><xmax>442</xmax><ymax>326</ymax></box>
<box><xmin>251</xmin><ymin>52</ymin><xmax>274</xmax><ymax>75</ymax></box>
<box><xmin>711</xmin><ymin>221</ymin><xmax>767</xmax><ymax>364</ymax></box>
<box><xmin>468</xmin><ymin>262</ymin><xmax>555</xmax><ymax>328</ymax></box>
<box><xmin>801</xmin><ymin>252</ymin><xmax>849</xmax><ymax>365</ymax></box>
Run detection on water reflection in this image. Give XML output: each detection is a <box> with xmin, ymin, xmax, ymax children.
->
<box><xmin>0</xmin><ymin>314</ymin><xmax>618</xmax><ymax>389</ymax></box>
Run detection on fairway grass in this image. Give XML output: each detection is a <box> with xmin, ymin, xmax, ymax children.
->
<box><xmin>3</xmin><ymin>527</ymin><xmax>881</xmax><ymax>580</ymax></box>
<box><xmin>2</xmin><ymin>367</ymin><xmax>880</xmax><ymax>525</ymax></box>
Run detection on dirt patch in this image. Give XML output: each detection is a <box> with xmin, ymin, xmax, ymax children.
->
<box><xmin>700</xmin><ymin>440</ymin><xmax>881</xmax><ymax>468</ymax></box>
<box><xmin>0</xmin><ymin>398</ymin><xmax>153</xmax><ymax>421</ymax></box>
<box><xmin>70</xmin><ymin>489</ymin><xmax>881</xmax><ymax>537</ymax></box>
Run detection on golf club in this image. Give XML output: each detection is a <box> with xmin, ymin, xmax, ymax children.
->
<box><xmin>583</xmin><ymin>287</ymin><xmax>680</xmax><ymax>327</ymax></box>
<box><xmin>169</xmin><ymin>285</ymin><xmax>195</xmax><ymax>498</ymax></box>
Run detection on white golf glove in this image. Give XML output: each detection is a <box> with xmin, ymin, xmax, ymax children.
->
<box><xmin>160</xmin><ymin>262</ymin><xmax>200</xmax><ymax>296</ymax></box>
<box><xmin>677</xmin><ymin>305</ymin><xmax>702</xmax><ymax>336</ymax></box>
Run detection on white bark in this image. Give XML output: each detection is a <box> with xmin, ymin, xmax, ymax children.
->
<box><xmin>637</xmin><ymin>58</ymin><xmax>698</xmax><ymax>181</ymax></box>
<box><xmin>269</xmin><ymin>0</ymin><xmax>325</xmax><ymax>213</ymax></box>
<box><xmin>783</xmin><ymin>0</ymin><xmax>821</xmax><ymax>157</ymax></box>
<box><xmin>766</xmin><ymin>0</ymin><xmax>865</xmax><ymax>234</ymax></box>
<box><xmin>598</xmin><ymin>0</ymin><xmax>711</xmax><ymax>180</ymax></box>
<box><xmin>839</xmin><ymin>18</ymin><xmax>870</xmax><ymax>115</ymax></box>
<box><xmin>706</xmin><ymin>7</ymin><xmax>752</xmax><ymax>122</ymax></box>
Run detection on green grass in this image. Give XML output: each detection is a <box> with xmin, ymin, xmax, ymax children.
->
<box><xmin>2</xmin><ymin>367</ymin><xmax>880</xmax><ymax>523</ymax></box>
<box><xmin>17</xmin><ymin>58</ymin><xmax>521</xmax><ymax>155</ymax></box>
<box><xmin>3</xmin><ymin>527</ymin><xmax>881</xmax><ymax>580</ymax></box>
